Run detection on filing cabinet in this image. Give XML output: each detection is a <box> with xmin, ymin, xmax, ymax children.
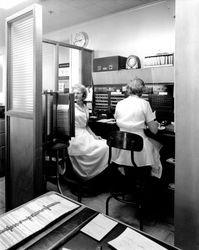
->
<box><xmin>0</xmin><ymin>118</ymin><xmax>5</xmax><ymax>176</ymax></box>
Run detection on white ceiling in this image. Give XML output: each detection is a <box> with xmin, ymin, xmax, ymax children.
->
<box><xmin>0</xmin><ymin>0</ymin><xmax>162</xmax><ymax>52</ymax></box>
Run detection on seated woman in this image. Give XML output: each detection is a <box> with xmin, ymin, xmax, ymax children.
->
<box><xmin>68</xmin><ymin>84</ymin><xmax>116</xmax><ymax>183</ymax></box>
<box><xmin>113</xmin><ymin>78</ymin><xmax>162</xmax><ymax>179</ymax></box>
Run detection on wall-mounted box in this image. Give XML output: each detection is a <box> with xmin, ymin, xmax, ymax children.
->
<box><xmin>93</xmin><ymin>56</ymin><xmax>127</xmax><ymax>72</ymax></box>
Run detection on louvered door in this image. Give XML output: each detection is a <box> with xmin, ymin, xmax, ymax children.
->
<box><xmin>5</xmin><ymin>4</ymin><xmax>43</xmax><ymax>210</ymax></box>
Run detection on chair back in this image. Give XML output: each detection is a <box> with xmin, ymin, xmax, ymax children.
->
<box><xmin>53</xmin><ymin>92</ymin><xmax>75</xmax><ymax>140</ymax></box>
<box><xmin>42</xmin><ymin>91</ymin><xmax>75</xmax><ymax>145</ymax></box>
<box><xmin>107</xmin><ymin>131</ymin><xmax>143</xmax><ymax>151</ymax></box>
<box><xmin>107</xmin><ymin>131</ymin><xmax>143</xmax><ymax>167</ymax></box>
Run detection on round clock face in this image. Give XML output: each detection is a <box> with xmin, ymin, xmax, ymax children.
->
<box><xmin>126</xmin><ymin>55</ymin><xmax>140</xmax><ymax>69</ymax></box>
<box><xmin>73</xmin><ymin>32</ymin><xmax>89</xmax><ymax>47</ymax></box>
<box><xmin>129</xmin><ymin>57</ymin><xmax>136</xmax><ymax>66</ymax></box>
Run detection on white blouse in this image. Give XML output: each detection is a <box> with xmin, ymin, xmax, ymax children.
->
<box><xmin>115</xmin><ymin>95</ymin><xmax>155</xmax><ymax>134</ymax></box>
<box><xmin>114</xmin><ymin>95</ymin><xmax>162</xmax><ymax>178</ymax></box>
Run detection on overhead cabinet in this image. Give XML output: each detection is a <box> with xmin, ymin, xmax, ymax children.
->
<box><xmin>151</xmin><ymin>66</ymin><xmax>174</xmax><ymax>83</ymax></box>
<box><xmin>92</xmin><ymin>65</ymin><xmax>174</xmax><ymax>85</ymax></box>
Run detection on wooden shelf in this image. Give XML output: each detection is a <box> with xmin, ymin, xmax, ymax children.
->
<box><xmin>144</xmin><ymin>64</ymin><xmax>173</xmax><ymax>68</ymax></box>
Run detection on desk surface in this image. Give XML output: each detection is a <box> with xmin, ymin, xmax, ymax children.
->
<box><xmin>89</xmin><ymin>119</ymin><xmax>175</xmax><ymax>139</ymax></box>
<box><xmin>144</xmin><ymin>124</ymin><xmax>175</xmax><ymax>140</ymax></box>
<box><xmin>0</xmin><ymin>191</ymin><xmax>180</xmax><ymax>250</ymax></box>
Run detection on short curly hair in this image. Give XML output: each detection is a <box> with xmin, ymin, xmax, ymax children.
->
<box><xmin>72</xmin><ymin>84</ymin><xmax>87</xmax><ymax>100</ymax></box>
<box><xmin>126</xmin><ymin>78</ymin><xmax>145</xmax><ymax>97</ymax></box>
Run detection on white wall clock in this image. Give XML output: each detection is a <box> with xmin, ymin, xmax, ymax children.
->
<box><xmin>126</xmin><ymin>55</ymin><xmax>141</xmax><ymax>69</ymax></box>
<box><xmin>73</xmin><ymin>31</ymin><xmax>89</xmax><ymax>48</ymax></box>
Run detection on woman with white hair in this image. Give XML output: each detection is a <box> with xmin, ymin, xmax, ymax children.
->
<box><xmin>68</xmin><ymin>84</ymin><xmax>115</xmax><ymax>182</ymax></box>
<box><xmin>113</xmin><ymin>78</ymin><xmax>162</xmax><ymax>178</ymax></box>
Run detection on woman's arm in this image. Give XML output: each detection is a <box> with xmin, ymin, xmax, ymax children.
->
<box><xmin>147</xmin><ymin>120</ymin><xmax>159</xmax><ymax>134</ymax></box>
<box><xmin>144</xmin><ymin>100</ymin><xmax>159</xmax><ymax>134</ymax></box>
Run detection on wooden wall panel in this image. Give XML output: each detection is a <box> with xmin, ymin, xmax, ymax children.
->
<box><xmin>81</xmin><ymin>49</ymin><xmax>93</xmax><ymax>86</ymax></box>
<box><xmin>175</xmin><ymin>0</ymin><xmax>199</xmax><ymax>249</ymax></box>
<box><xmin>9</xmin><ymin>117</ymin><xmax>33</xmax><ymax>207</ymax></box>
<box><xmin>5</xmin><ymin>4</ymin><xmax>43</xmax><ymax>210</ymax></box>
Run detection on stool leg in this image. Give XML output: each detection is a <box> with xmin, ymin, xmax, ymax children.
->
<box><xmin>77</xmin><ymin>183</ymin><xmax>82</xmax><ymax>203</ymax></box>
<box><xmin>56</xmin><ymin>149</ymin><xmax>63</xmax><ymax>194</ymax></box>
<box><xmin>59</xmin><ymin>148</ymin><xmax>66</xmax><ymax>176</ymax></box>
<box><xmin>138</xmin><ymin>187</ymin><xmax>144</xmax><ymax>231</ymax></box>
<box><xmin>106</xmin><ymin>196</ymin><xmax>112</xmax><ymax>215</ymax></box>
<box><xmin>138</xmin><ymin>203</ymin><xmax>143</xmax><ymax>231</ymax></box>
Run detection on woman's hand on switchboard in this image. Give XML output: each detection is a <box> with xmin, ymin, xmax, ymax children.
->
<box><xmin>94</xmin><ymin>135</ymin><xmax>103</xmax><ymax>140</ymax></box>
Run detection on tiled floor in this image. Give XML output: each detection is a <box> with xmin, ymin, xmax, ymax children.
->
<box><xmin>0</xmin><ymin>176</ymin><xmax>175</xmax><ymax>246</ymax></box>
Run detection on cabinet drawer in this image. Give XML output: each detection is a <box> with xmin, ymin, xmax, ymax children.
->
<box><xmin>0</xmin><ymin>146</ymin><xmax>5</xmax><ymax>160</ymax></box>
<box><xmin>0</xmin><ymin>119</ymin><xmax>5</xmax><ymax>133</ymax></box>
<box><xmin>0</xmin><ymin>133</ymin><xmax>5</xmax><ymax>146</ymax></box>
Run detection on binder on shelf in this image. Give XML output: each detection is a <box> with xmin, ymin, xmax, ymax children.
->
<box><xmin>144</xmin><ymin>53</ymin><xmax>174</xmax><ymax>67</ymax></box>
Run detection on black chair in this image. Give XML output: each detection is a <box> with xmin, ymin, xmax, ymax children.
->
<box><xmin>43</xmin><ymin>91</ymin><xmax>97</xmax><ymax>203</ymax></box>
<box><xmin>44</xmin><ymin>141</ymin><xmax>68</xmax><ymax>195</ymax></box>
<box><xmin>105</xmin><ymin>131</ymin><xmax>151</xmax><ymax>231</ymax></box>
<box><xmin>42</xmin><ymin>91</ymin><xmax>75</xmax><ymax>196</ymax></box>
